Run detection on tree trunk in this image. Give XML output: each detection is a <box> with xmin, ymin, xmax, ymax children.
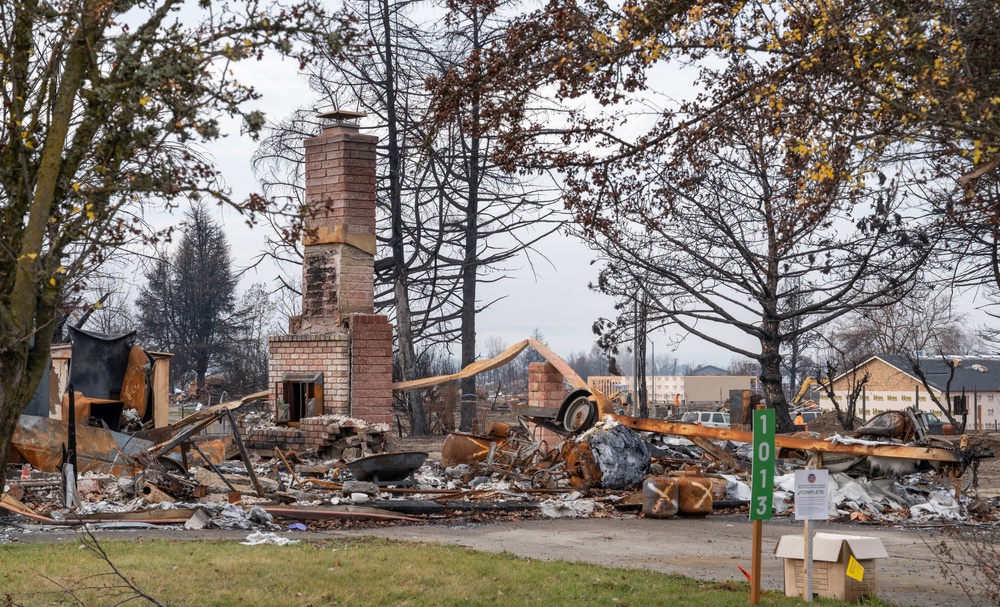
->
<box><xmin>760</xmin><ymin>336</ymin><xmax>794</xmax><ymax>433</ymax></box>
<box><xmin>0</xmin><ymin>7</ymin><xmax>85</xmax><ymax>488</ymax></box>
<box><xmin>0</xmin><ymin>313</ymin><xmax>56</xmax><ymax>490</ymax></box>
<box><xmin>0</xmin><ymin>354</ymin><xmax>31</xmax><ymax>491</ymax></box>
<box><xmin>379</xmin><ymin>0</ymin><xmax>427</xmax><ymax>435</ymax></box>
<box><xmin>394</xmin><ymin>279</ymin><xmax>428</xmax><ymax>435</ymax></box>
<box><xmin>458</xmin><ymin>201</ymin><xmax>478</xmax><ymax>431</ymax></box>
<box><xmin>458</xmin><ymin>6</ymin><xmax>483</xmax><ymax>433</ymax></box>
<box><xmin>788</xmin><ymin>336</ymin><xmax>800</xmax><ymax>402</ymax></box>
<box><xmin>635</xmin><ymin>298</ymin><xmax>648</xmax><ymax>417</ymax></box>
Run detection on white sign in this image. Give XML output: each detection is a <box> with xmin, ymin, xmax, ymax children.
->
<box><xmin>794</xmin><ymin>469</ymin><xmax>830</xmax><ymax>521</ymax></box>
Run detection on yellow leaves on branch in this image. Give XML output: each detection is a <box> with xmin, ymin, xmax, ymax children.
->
<box><xmin>964</xmin><ymin>141</ymin><xmax>999</xmax><ymax>165</ymax></box>
<box><xmin>27</xmin><ymin>269</ymin><xmax>61</xmax><ymax>287</ymax></box>
<box><xmin>18</xmin><ymin>127</ymin><xmax>35</xmax><ymax>149</ymax></box>
<box><xmin>67</xmin><ymin>204</ymin><xmax>95</xmax><ymax>220</ymax></box>
<box><xmin>809</xmin><ymin>161</ymin><xmax>835</xmax><ymax>182</ymax></box>
<box><xmin>791</xmin><ymin>140</ymin><xmax>812</xmax><ymax>155</ymax></box>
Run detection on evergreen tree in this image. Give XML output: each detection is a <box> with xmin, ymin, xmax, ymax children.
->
<box><xmin>138</xmin><ymin>204</ymin><xmax>239</xmax><ymax>392</ymax></box>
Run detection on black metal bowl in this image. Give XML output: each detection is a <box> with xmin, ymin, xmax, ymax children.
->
<box><xmin>345</xmin><ymin>451</ymin><xmax>429</xmax><ymax>482</ymax></box>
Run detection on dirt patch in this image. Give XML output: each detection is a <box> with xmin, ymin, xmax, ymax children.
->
<box><xmin>803</xmin><ymin>410</ymin><xmax>861</xmax><ymax>436</ymax></box>
<box><xmin>387</xmin><ymin>435</ymin><xmax>448</xmax><ymax>462</ymax></box>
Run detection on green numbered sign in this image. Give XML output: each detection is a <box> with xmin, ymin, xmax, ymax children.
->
<box><xmin>750</xmin><ymin>408</ymin><xmax>775</xmax><ymax>521</ymax></box>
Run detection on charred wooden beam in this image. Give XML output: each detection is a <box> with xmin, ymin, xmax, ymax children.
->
<box><xmin>612</xmin><ymin>416</ymin><xmax>963</xmax><ymax>463</ymax></box>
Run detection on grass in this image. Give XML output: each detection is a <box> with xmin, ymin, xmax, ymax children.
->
<box><xmin>0</xmin><ymin>537</ymin><xmax>868</xmax><ymax>607</ymax></box>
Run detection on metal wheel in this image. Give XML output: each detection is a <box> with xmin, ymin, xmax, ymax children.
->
<box><xmin>558</xmin><ymin>392</ymin><xmax>598</xmax><ymax>434</ymax></box>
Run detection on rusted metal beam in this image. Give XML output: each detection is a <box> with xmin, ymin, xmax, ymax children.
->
<box><xmin>135</xmin><ymin>390</ymin><xmax>267</xmax><ymax>445</ymax></box>
<box><xmin>611</xmin><ymin>415</ymin><xmax>962</xmax><ymax>463</ymax></box>
<box><xmin>145</xmin><ymin>415</ymin><xmax>219</xmax><ymax>460</ymax></box>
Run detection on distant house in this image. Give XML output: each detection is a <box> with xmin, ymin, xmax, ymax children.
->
<box><xmin>822</xmin><ymin>354</ymin><xmax>1000</xmax><ymax>429</ymax></box>
<box><xmin>689</xmin><ymin>365</ymin><xmax>729</xmax><ymax>376</ymax></box>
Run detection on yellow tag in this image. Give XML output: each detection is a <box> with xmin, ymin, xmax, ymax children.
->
<box><xmin>846</xmin><ymin>555</ymin><xmax>865</xmax><ymax>582</ymax></box>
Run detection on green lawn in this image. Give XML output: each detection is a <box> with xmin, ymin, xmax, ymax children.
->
<box><xmin>0</xmin><ymin>537</ymin><xmax>874</xmax><ymax>607</ymax></box>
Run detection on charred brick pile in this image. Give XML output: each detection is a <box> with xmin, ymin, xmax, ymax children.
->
<box><xmin>239</xmin><ymin>414</ymin><xmax>391</xmax><ymax>459</ymax></box>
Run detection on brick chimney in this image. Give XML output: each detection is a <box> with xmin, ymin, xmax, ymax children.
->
<box><xmin>267</xmin><ymin>111</ymin><xmax>392</xmax><ymax>426</ymax></box>
<box><xmin>299</xmin><ymin>110</ymin><xmax>379</xmax><ymax>332</ymax></box>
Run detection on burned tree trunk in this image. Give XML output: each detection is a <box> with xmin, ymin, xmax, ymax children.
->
<box><xmin>379</xmin><ymin>0</ymin><xmax>428</xmax><ymax>436</ymax></box>
<box><xmin>634</xmin><ymin>298</ymin><xmax>649</xmax><ymax>418</ymax></box>
<box><xmin>394</xmin><ymin>280</ymin><xmax>428</xmax><ymax>435</ymax></box>
<box><xmin>760</xmin><ymin>327</ymin><xmax>794</xmax><ymax>434</ymax></box>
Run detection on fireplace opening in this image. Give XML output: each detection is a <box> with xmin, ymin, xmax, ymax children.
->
<box><xmin>278</xmin><ymin>372</ymin><xmax>324</xmax><ymax>425</ymax></box>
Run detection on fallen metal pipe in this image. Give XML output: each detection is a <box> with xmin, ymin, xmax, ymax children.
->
<box><xmin>392</xmin><ymin>338</ymin><xmax>612</xmax><ymax>413</ymax></box>
<box><xmin>226</xmin><ymin>408</ymin><xmax>266</xmax><ymax>497</ymax></box>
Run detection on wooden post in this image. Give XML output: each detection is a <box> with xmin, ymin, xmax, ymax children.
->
<box><xmin>802</xmin><ymin>452</ymin><xmax>822</xmax><ymax>602</ymax></box>
<box><xmin>751</xmin><ymin>519</ymin><xmax>763</xmax><ymax>605</ymax></box>
<box><xmin>226</xmin><ymin>408</ymin><xmax>266</xmax><ymax>497</ymax></box>
<box><xmin>804</xmin><ymin>519</ymin><xmax>813</xmax><ymax>602</ymax></box>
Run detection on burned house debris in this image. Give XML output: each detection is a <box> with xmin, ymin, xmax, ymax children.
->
<box><xmin>2</xmin><ymin>112</ymin><xmax>999</xmax><ymax>607</ymax></box>
<box><xmin>4</xmin><ymin>334</ymin><xmax>995</xmax><ymax>538</ymax></box>
<box><xmin>21</xmin><ymin>327</ymin><xmax>173</xmax><ymax>432</ymax></box>
<box><xmin>2</xmin><ymin>111</ymin><xmax>398</xmax><ymax>526</ymax></box>
<box><xmin>3</xmin><ymin>244</ymin><xmax>997</xmax><ymax>533</ymax></box>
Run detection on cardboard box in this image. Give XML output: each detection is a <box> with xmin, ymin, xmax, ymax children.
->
<box><xmin>774</xmin><ymin>533</ymin><xmax>888</xmax><ymax>601</ymax></box>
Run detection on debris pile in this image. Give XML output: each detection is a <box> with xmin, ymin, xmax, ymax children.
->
<box><xmin>3</xmin><ymin>367</ymin><xmax>999</xmax><ymax>539</ymax></box>
<box><xmin>561</xmin><ymin>421</ymin><xmax>650</xmax><ymax>490</ymax></box>
<box><xmin>239</xmin><ymin>414</ymin><xmax>391</xmax><ymax>459</ymax></box>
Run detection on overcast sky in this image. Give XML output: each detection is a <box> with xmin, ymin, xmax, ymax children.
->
<box><xmin>185</xmin><ymin>47</ymin><xmax>996</xmax><ymax>371</ymax></box>
<box><xmin>182</xmin><ymin>40</ymin><xmax>757</xmax><ymax>370</ymax></box>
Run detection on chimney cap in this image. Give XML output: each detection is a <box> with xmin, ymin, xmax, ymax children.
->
<box><xmin>316</xmin><ymin>109</ymin><xmax>366</xmax><ymax>124</ymax></box>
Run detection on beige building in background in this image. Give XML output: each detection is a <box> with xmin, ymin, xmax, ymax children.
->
<box><xmin>588</xmin><ymin>373</ymin><xmax>757</xmax><ymax>406</ymax></box>
<box><xmin>822</xmin><ymin>354</ymin><xmax>1000</xmax><ymax>429</ymax></box>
